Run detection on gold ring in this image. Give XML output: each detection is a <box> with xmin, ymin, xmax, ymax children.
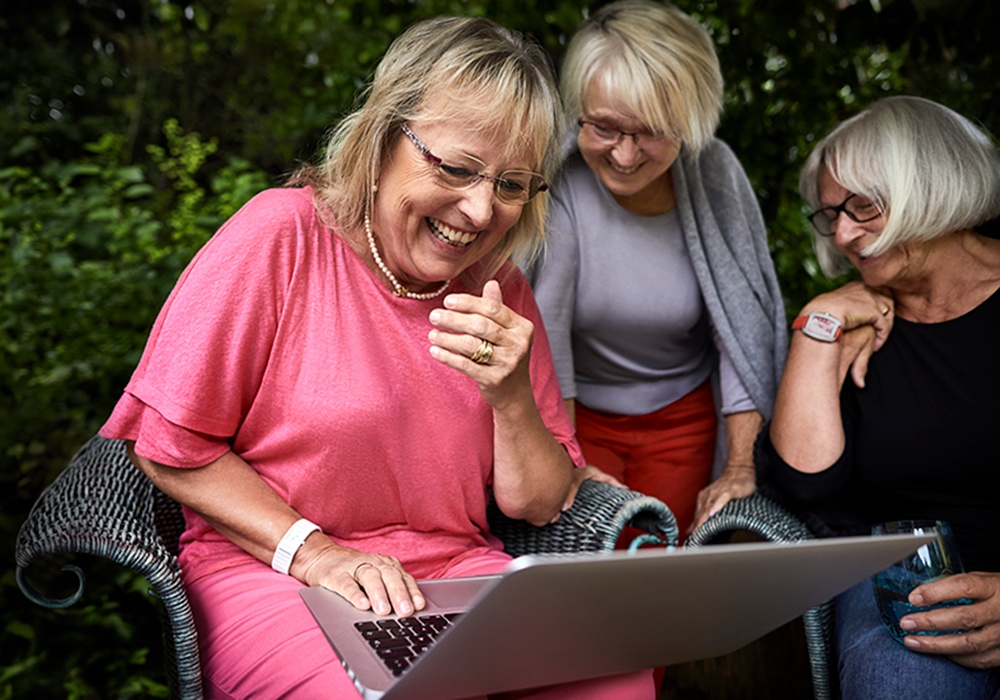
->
<box><xmin>352</xmin><ymin>562</ymin><xmax>374</xmax><ymax>583</ymax></box>
<box><xmin>881</xmin><ymin>307</ymin><xmax>890</xmax><ymax>316</ymax></box>
<box><xmin>470</xmin><ymin>338</ymin><xmax>494</xmax><ymax>365</ymax></box>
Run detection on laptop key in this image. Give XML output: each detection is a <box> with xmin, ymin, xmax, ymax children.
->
<box><xmin>368</xmin><ymin>637</ymin><xmax>410</xmax><ymax>650</ymax></box>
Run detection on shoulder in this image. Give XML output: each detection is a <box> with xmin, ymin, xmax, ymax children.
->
<box><xmin>191</xmin><ymin>186</ymin><xmax>336</xmax><ymax>283</ymax></box>
<box><xmin>684</xmin><ymin>138</ymin><xmax>745</xmax><ymax>179</ymax></box>
<box><xmin>226</xmin><ymin>186</ymin><xmax>320</xmax><ymax>228</ymax></box>
<box><xmin>550</xmin><ymin>152</ymin><xmax>605</xmax><ymax>206</ymax></box>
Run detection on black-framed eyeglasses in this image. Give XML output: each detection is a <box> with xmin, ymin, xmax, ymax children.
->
<box><xmin>577</xmin><ymin>118</ymin><xmax>670</xmax><ymax>151</ymax></box>
<box><xmin>807</xmin><ymin>193</ymin><xmax>884</xmax><ymax>236</ymax></box>
<box><xmin>400</xmin><ymin>124</ymin><xmax>548</xmax><ymax>205</ymax></box>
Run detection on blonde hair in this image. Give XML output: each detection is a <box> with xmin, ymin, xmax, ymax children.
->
<box><xmin>800</xmin><ymin>96</ymin><xmax>1000</xmax><ymax>277</ymax></box>
<box><xmin>560</xmin><ymin>0</ymin><xmax>723</xmax><ymax>153</ymax></box>
<box><xmin>296</xmin><ymin>16</ymin><xmax>563</xmax><ymax>276</ymax></box>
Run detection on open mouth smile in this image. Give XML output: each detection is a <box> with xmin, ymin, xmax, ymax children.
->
<box><xmin>428</xmin><ymin>217</ymin><xmax>478</xmax><ymax>247</ymax></box>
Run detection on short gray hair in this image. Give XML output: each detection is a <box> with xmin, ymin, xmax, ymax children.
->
<box><xmin>300</xmin><ymin>16</ymin><xmax>563</xmax><ymax>274</ymax></box>
<box><xmin>800</xmin><ymin>96</ymin><xmax>1000</xmax><ymax>277</ymax></box>
<box><xmin>560</xmin><ymin>0</ymin><xmax>723</xmax><ymax>153</ymax></box>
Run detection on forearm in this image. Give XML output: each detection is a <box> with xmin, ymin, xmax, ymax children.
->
<box><xmin>491</xmin><ymin>394</ymin><xmax>575</xmax><ymax>526</ymax></box>
<box><xmin>722</xmin><ymin>410</ymin><xmax>763</xmax><ymax>470</ymax></box>
<box><xmin>126</xmin><ymin>443</ymin><xmax>324</xmax><ymax>571</ymax></box>
<box><xmin>769</xmin><ymin>335</ymin><xmax>845</xmax><ymax>472</ymax></box>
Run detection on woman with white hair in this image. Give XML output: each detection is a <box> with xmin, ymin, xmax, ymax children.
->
<box><xmin>527</xmin><ymin>0</ymin><xmax>786</xmax><ymax>536</ymax></box>
<box><xmin>759</xmin><ymin>95</ymin><xmax>1000</xmax><ymax>697</ymax></box>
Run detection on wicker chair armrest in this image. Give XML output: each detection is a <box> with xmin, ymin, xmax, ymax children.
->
<box><xmin>15</xmin><ymin>436</ymin><xmax>202</xmax><ymax>700</ymax></box>
<box><xmin>685</xmin><ymin>493</ymin><xmax>835</xmax><ymax>700</ymax></box>
<box><xmin>488</xmin><ymin>479</ymin><xmax>679</xmax><ymax>557</ymax></box>
<box><xmin>685</xmin><ymin>492</ymin><xmax>814</xmax><ymax>547</ymax></box>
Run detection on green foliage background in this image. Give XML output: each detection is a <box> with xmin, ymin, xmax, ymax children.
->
<box><xmin>2</xmin><ymin>0</ymin><xmax>997</xmax><ymax>696</ymax></box>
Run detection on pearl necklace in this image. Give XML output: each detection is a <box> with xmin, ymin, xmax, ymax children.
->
<box><xmin>364</xmin><ymin>215</ymin><xmax>451</xmax><ymax>300</ymax></box>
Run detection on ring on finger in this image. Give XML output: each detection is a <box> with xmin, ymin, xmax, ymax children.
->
<box><xmin>470</xmin><ymin>338</ymin><xmax>494</xmax><ymax>365</ymax></box>
<box><xmin>881</xmin><ymin>306</ymin><xmax>890</xmax><ymax>315</ymax></box>
<box><xmin>352</xmin><ymin>562</ymin><xmax>375</xmax><ymax>583</ymax></box>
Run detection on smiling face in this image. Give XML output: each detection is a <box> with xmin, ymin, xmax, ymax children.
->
<box><xmin>369</xmin><ymin>119</ymin><xmax>535</xmax><ymax>293</ymax></box>
<box><xmin>577</xmin><ymin>79</ymin><xmax>682</xmax><ymax>215</ymax></box>
<box><xmin>819</xmin><ymin>167</ymin><xmax>931</xmax><ymax>290</ymax></box>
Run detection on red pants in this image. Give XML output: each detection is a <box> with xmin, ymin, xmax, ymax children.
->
<box><xmin>575</xmin><ymin>381</ymin><xmax>717</xmax><ymax>538</ymax></box>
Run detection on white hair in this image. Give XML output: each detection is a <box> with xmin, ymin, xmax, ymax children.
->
<box><xmin>560</xmin><ymin>0</ymin><xmax>723</xmax><ymax>154</ymax></box>
<box><xmin>800</xmin><ymin>96</ymin><xmax>1000</xmax><ymax>277</ymax></box>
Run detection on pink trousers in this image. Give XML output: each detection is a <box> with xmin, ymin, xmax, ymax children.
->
<box><xmin>186</xmin><ymin>551</ymin><xmax>655</xmax><ymax>699</ymax></box>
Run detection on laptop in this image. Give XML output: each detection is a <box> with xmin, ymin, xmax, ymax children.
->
<box><xmin>300</xmin><ymin>534</ymin><xmax>931</xmax><ymax>699</ymax></box>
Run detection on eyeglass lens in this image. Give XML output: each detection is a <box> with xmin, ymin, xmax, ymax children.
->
<box><xmin>577</xmin><ymin>119</ymin><xmax>666</xmax><ymax>149</ymax></box>
<box><xmin>401</xmin><ymin>124</ymin><xmax>546</xmax><ymax>204</ymax></box>
<box><xmin>808</xmin><ymin>194</ymin><xmax>882</xmax><ymax>235</ymax></box>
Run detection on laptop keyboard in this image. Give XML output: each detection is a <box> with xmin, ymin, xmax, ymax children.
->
<box><xmin>354</xmin><ymin>612</ymin><xmax>463</xmax><ymax>676</ymax></box>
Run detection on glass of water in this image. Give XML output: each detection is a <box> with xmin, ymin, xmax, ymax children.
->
<box><xmin>871</xmin><ymin>520</ymin><xmax>971</xmax><ymax>644</ymax></box>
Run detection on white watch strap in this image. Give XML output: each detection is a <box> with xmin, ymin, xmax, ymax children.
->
<box><xmin>271</xmin><ymin>518</ymin><xmax>322</xmax><ymax>575</ymax></box>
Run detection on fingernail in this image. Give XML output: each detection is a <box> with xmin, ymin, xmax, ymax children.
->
<box><xmin>910</xmin><ymin>593</ymin><xmax>925</xmax><ymax>606</ymax></box>
<box><xmin>399</xmin><ymin>601</ymin><xmax>413</xmax><ymax>615</ymax></box>
<box><xmin>429</xmin><ymin>310</ymin><xmax>442</xmax><ymax>323</ymax></box>
<box><xmin>903</xmin><ymin>636</ymin><xmax>920</xmax><ymax>649</ymax></box>
<box><xmin>900</xmin><ymin>619</ymin><xmax>916</xmax><ymax>630</ymax></box>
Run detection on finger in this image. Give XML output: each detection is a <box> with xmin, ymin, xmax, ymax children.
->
<box><xmin>380</xmin><ymin>566</ymin><xmax>425</xmax><ymax>618</ymax></box>
<box><xmin>849</xmin><ymin>345</ymin><xmax>872</xmax><ymax>388</ymax></box>
<box><xmin>353</xmin><ymin>563</ymin><xmax>394</xmax><ymax>616</ymax></box>
<box><xmin>428</xmin><ymin>306</ymin><xmax>496</xmax><ymax>340</ymax></box>
<box><xmin>561</xmin><ymin>478</ymin><xmax>583</xmax><ymax>513</ymax></box>
<box><xmin>902</xmin><ymin>624</ymin><xmax>1000</xmax><ymax>666</ymax></box>
<box><xmin>900</xmin><ymin>601</ymin><xmax>981</xmax><ymax>636</ymax></box>
<box><xmin>427</xmin><ymin>326</ymin><xmax>496</xmax><ymax>360</ymax></box>
<box><xmin>692</xmin><ymin>492</ymin><xmax>732</xmax><ymax>533</ymax></box>
<box><xmin>911</xmin><ymin>573</ymin><xmax>983</xmax><ymax>608</ymax></box>
<box><xmin>579</xmin><ymin>464</ymin><xmax>625</xmax><ymax>489</ymax></box>
<box><xmin>482</xmin><ymin>279</ymin><xmax>503</xmax><ymax>307</ymax></box>
<box><xmin>442</xmin><ymin>280</ymin><xmax>504</xmax><ymax>318</ymax></box>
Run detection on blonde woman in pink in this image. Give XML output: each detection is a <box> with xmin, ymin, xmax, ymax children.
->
<box><xmin>100</xmin><ymin>16</ymin><xmax>654</xmax><ymax>700</ymax></box>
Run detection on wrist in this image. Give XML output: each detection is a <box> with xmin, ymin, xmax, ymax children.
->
<box><xmin>271</xmin><ymin>518</ymin><xmax>322</xmax><ymax>575</ymax></box>
<box><xmin>792</xmin><ymin>312</ymin><xmax>843</xmax><ymax>342</ymax></box>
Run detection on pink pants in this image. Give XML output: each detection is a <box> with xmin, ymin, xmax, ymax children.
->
<box><xmin>187</xmin><ymin>551</ymin><xmax>655</xmax><ymax>699</ymax></box>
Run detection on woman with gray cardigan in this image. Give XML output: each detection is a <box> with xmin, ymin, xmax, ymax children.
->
<box><xmin>527</xmin><ymin>0</ymin><xmax>786</xmax><ymax>535</ymax></box>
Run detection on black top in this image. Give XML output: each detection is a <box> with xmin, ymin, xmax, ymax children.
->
<box><xmin>758</xmin><ymin>287</ymin><xmax>1000</xmax><ymax>572</ymax></box>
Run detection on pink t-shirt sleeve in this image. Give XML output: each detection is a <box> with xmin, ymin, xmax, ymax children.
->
<box><xmin>100</xmin><ymin>188</ymin><xmax>305</xmax><ymax>467</ymax></box>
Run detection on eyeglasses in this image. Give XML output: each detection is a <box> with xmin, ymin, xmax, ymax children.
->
<box><xmin>807</xmin><ymin>193</ymin><xmax>884</xmax><ymax>236</ymax></box>
<box><xmin>577</xmin><ymin>118</ymin><xmax>670</xmax><ymax>151</ymax></box>
<box><xmin>400</xmin><ymin>124</ymin><xmax>548</xmax><ymax>205</ymax></box>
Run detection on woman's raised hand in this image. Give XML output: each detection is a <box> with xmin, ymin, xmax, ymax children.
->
<box><xmin>427</xmin><ymin>280</ymin><xmax>535</xmax><ymax>407</ymax></box>
<box><xmin>801</xmin><ymin>280</ymin><xmax>896</xmax><ymax>387</ymax></box>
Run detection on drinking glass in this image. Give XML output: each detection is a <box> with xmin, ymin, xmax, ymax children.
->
<box><xmin>871</xmin><ymin>520</ymin><xmax>971</xmax><ymax>644</ymax></box>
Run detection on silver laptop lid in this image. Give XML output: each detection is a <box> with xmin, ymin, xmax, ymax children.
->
<box><xmin>301</xmin><ymin>533</ymin><xmax>931</xmax><ymax>700</ymax></box>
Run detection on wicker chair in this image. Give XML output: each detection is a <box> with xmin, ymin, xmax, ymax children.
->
<box><xmin>15</xmin><ymin>436</ymin><xmax>679</xmax><ymax>700</ymax></box>
<box><xmin>686</xmin><ymin>493</ymin><xmax>835</xmax><ymax>700</ymax></box>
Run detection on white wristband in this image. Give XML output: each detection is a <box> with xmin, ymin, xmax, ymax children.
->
<box><xmin>271</xmin><ymin>518</ymin><xmax>322</xmax><ymax>575</ymax></box>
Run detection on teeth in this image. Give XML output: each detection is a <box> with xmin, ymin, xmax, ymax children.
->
<box><xmin>428</xmin><ymin>218</ymin><xmax>477</xmax><ymax>247</ymax></box>
<box><xmin>609</xmin><ymin>161</ymin><xmax>641</xmax><ymax>174</ymax></box>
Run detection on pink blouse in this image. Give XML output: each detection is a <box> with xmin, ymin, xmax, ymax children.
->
<box><xmin>101</xmin><ymin>187</ymin><xmax>583</xmax><ymax>582</ymax></box>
